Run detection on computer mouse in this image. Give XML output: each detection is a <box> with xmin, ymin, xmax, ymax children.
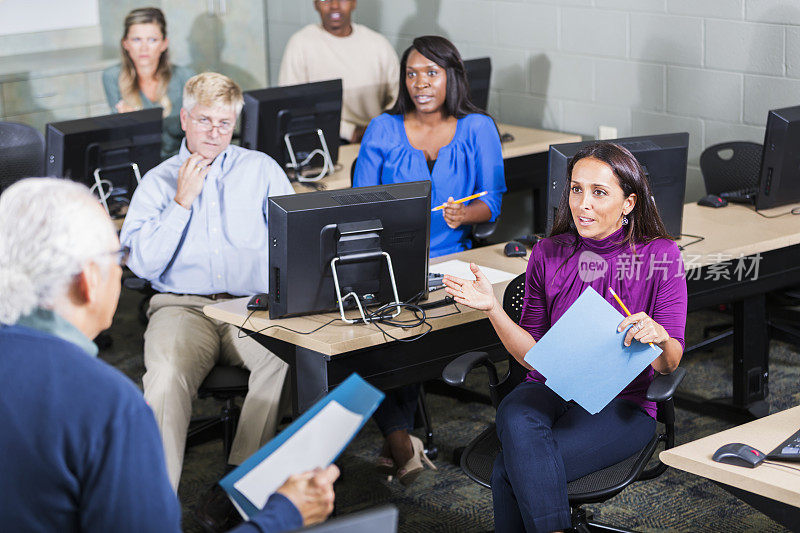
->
<box><xmin>504</xmin><ymin>241</ymin><xmax>527</xmax><ymax>257</ymax></box>
<box><xmin>712</xmin><ymin>443</ymin><xmax>765</xmax><ymax>468</ymax></box>
<box><xmin>697</xmin><ymin>194</ymin><xmax>728</xmax><ymax>208</ymax></box>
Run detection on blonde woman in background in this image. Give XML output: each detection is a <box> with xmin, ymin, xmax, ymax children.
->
<box><xmin>103</xmin><ymin>7</ymin><xmax>194</xmax><ymax>158</ymax></box>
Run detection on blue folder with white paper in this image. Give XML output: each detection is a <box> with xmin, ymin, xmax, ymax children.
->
<box><xmin>523</xmin><ymin>287</ymin><xmax>662</xmax><ymax>414</ymax></box>
<box><xmin>219</xmin><ymin>373</ymin><xmax>384</xmax><ymax>519</ymax></box>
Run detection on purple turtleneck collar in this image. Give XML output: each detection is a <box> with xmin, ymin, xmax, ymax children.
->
<box><xmin>555</xmin><ymin>226</ymin><xmax>631</xmax><ymax>258</ymax></box>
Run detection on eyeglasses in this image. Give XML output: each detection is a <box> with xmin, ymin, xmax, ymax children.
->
<box><xmin>105</xmin><ymin>246</ymin><xmax>130</xmax><ymax>268</ymax></box>
<box><xmin>187</xmin><ymin>111</ymin><xmax>235</xmax><ymax>135</ymax></box>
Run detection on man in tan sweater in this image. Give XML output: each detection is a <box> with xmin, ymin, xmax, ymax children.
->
<box><xmin>278</xmin><ymin>0</ymin><xmax>399</xmax><ymax>143</ymax></box>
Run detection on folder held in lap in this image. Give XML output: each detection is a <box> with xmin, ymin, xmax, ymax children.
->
<box><xmin>523</xmin><ymin>287</ymin><xmax>662</xmax><ymax>414</ymax></box>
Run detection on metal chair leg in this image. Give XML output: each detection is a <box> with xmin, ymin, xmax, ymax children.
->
<box><xmin>416</xmin><ymin>385</ymin><xmax>438</xmax><ymax>460</ymax></box>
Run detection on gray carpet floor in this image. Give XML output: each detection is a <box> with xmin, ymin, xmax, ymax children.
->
<box><xmin>102</xmin><ymin>287</ymin><xmax>798</xmax><ymax>532</ymax></box>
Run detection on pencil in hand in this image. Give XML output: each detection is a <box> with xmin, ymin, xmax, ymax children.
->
<box><xmin>608</xmin><ymin>286</ymin><xmax>655</xmax><ymax>348</ymax></box>
<box><xmin>432</xmin><ymin>191</ymin><xmax>488</xmax><ymax>211</ymax></box>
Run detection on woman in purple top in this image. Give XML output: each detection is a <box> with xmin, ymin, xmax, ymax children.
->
<box><xmin>444</xmin><ymin>142</ymin><xmax>687</xmax><ymax>532</ymax></box>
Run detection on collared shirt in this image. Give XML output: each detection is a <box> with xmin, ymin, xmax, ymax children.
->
<box><xmin>15</xmin><ymin>307</ymin><xmax>98</xmax><ymax>357</ymax></box>
<box><xmin>120</xmin><ymin>141</ymin><xmax>295</xmax><ymax>296</ymax></box>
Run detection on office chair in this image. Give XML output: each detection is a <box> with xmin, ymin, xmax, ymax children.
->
<box><xmin>691</xmin><ymin>142</ymin><xmax>764</xmax><ymax>354</ymax></box>
<box><xmin>442</xmin><ymin>273</ymin><xmax>686</xmax><ymax>532</ymax></box>
<box><xmin>0</xmin><ymin>121</ymin><xmax>45</xmax><ymax>193</ymax></box>
<box><xmin>699</xmin><ymin>141</ymin><xmax>762</xmax><ymax>196</ymax></box>
<box><xmin>122</xmin><ymin>276</ymin><xmax>250</xmax><ymax>456</ymax></box>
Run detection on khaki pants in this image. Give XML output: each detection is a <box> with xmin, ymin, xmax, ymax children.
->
<box><xmin>142</xmin><ymin>293</ymin><xmax>288</xmax><ymax>490</ymax></box>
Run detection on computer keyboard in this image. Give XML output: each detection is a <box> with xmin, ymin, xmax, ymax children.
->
<box><xmin>719</xmin><ymin>187</ymin><xmax>758</xmax><ymax>204</ymax></box>
<box><xmin>766</xmin><ymin>426</ymin><xmax>800</xmax><ymax>462</ymax></box>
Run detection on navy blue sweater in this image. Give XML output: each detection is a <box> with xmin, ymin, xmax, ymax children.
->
<box><xmin>0</xmin><ymin>324</ymin><xmax>301</xmax><ymax>532</ymax></box>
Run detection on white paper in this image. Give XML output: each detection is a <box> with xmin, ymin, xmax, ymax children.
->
<box><xmin>430</xmin><ymin>259</ymin><xmax>517</xmax><ymax>285</ymax></box>
<box><xmin>233</xmin><ymin>401</ymin><xmax>363</xmax><ymax>510</ymax></box>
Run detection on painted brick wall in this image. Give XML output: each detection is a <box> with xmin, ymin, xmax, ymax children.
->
<box><xmin>267</xmin><ymin>0</ymin><xmax>800</xmax><ymax>202</ymax></box>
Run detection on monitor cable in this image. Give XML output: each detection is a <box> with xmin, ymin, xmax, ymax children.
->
<box><xmin>236</xmin><ymin>311</ymin><xmax>339</xmax><ymax>339</ymax></box>
<box><xmin>678</xmin><ymin>233</ymin><xmax>705</xmax><ymax>251</ymax></box>
<box><xmin>755</xmin><ymin>206</ymin><xmax>800</xmax><ymax>219</ymax></box>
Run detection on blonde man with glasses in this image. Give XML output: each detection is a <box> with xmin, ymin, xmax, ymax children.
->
<box><xmin>121</xmin><ymin>72</ymin><xmax>295</xmax><ymax>493</ymax></box>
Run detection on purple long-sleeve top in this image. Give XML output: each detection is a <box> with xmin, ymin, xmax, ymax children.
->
<box><xmin>521</xmin><ymin>226</ymin><xmax>687</xmax><ymax>418</ymax></box>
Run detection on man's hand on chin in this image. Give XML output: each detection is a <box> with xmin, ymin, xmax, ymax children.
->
<box><xmin>174</xmin><ymin>153</ymin><xmax>213</xmax><ymax>209</ymax></box>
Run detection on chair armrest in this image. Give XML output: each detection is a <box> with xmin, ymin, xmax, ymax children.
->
<box><xmin>123</xmin><ymin>276</ymin><xmax>152</xmax><ymax>293</ymax></box>
<box><xmin>472</xmin><ymin>221</ymin><xmax>497</xmax><ymax>241</ymax></box>
<box><xmin>646</xmin><ymin>367</ymin><xmax>686</xmax><ymax>402</ymax></box>
<box><xmin>442</xmin><ymin>351</ymin><xmax>494</xmax><ymax>387</ymax></box>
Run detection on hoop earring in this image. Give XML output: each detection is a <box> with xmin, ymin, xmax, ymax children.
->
<box><xmin>622</xmin><ymin>215</ymin><xmax>629</xmax><ymax>226</ymax></box>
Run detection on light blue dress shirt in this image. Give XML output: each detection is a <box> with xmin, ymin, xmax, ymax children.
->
<box><xmin>353</xmin><ymin>113</ymin><xmax>505</xmax><ymax>258</ymax></box>
<box><xmin>120</xmin><ymin>141</ymin><xmax>295</xmax><ymax>296</ymax></box>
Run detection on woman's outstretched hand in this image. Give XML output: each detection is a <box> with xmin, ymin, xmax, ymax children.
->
<box><xmin>443</xmin><ymin>262</ymin><xmax>497</xmax><ymax>312</ymax></box>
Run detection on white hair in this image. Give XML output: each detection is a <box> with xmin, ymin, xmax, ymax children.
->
<box><xmin>0</xmin><ymin>178</ymin><xmax>115</xmax><ymax>325</ymax></box>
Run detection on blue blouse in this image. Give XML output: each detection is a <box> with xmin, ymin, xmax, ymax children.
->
<box><xmin>353</xmin><ymin>113</ymin><xmax>506</xmax><ymax>258</ymax></box>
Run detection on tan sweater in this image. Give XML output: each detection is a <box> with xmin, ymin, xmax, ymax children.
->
<box><xmin>278</xmin><ymin>23</ymin><xmax>400</xmax><ymax>141</ymax></box>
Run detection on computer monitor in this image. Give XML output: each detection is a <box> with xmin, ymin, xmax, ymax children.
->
<box><xmin>546</xmin><ymin>133</ymin><xmax>689</xmax><ymax>238</ymax></box>
<box><xmin>268</xmin><ymin>181</ymin><xmax>431</xmax><ymax>320</ymax></box>
<box><xmin>755</xmin><ymin>105</ymin><xmax>800</xmax><ymax>211</ymax></box>
<box><xmin>240</xmin><ymin>79</ymin><xmax>342</xmax><ymax>174</ymax></box>
<box><xmin>45</xmin><ymin>108</ymin><xmax>162</xmax><ymax>211</ymax></box>
<box><xmin>464</xmin><ymin>57</ymin><xmax>491</xmax><ymax>111</ymax></box>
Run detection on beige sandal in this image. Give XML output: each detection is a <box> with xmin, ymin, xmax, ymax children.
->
<box><xmin>397</xmin><ymin>434</ymin><xmax>437</xmax><ymax>486</ymax></box>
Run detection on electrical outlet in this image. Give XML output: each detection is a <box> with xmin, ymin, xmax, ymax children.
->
<box><xmin>598</xmin><ymin>126</ymin><xmax>618</xmax><ymax>140</ymax></box>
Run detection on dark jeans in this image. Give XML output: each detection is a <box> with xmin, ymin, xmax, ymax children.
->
<box><xmin>372</xmin><ymin>384</ymin><xmax>420</xmax><ymax>436</ymax></box>
<box><xmin>492</xmin><ymin>381</ymin><xmax>655</xmax><ymax>533</ymax></box>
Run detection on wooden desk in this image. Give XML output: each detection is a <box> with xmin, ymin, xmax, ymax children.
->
<box><xmin>205</xmin><ymin>201</ymin><xmax>800</xmax><ymax>417</ymax></box>
<box><xmin>205</xmin><ymin>244</ymin><xmax>528</xmax><ymax>413</ymax></box>
<box><xmin>291</xmin><ymin>123</ymin><xmax>581</xmax><ymax>195</ymax></box>
<box><xmin>677</xmin><ymin>201</ymin><xmax>800</xmax><ymax>420</ymax></box>
<box><xmin>660</xmin><ymin>406</ymin><xmax>800</xmax><ymax>530</ymax></box>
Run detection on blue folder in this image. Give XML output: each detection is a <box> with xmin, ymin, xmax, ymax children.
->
<box><xmin>523</xmin><ymin>287</ymin><xmax>662</xmax><ymax>414</ymax></box>
<box><xmin>219</xmin><ymin>373</ymin><xmax>384</xmax><ymax>518</ymax></box>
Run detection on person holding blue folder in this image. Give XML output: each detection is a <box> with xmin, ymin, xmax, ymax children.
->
<box><xmin>353</xmin><ymin>35</ymin><xmax>505</xmax><ymax>485</ymax></box>
<box><xmin>444</xmin><ymin>142</ymin><xmax>687</xmax><ymax>532</ymax></box>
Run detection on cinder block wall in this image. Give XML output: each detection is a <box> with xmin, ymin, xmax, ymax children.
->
<box><xmin>267</xmin><ymin>0</ymin><xmax>800</xmax><ymax>202</ymax></box>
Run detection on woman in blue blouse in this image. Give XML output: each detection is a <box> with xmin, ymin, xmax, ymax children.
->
<box><xmin>353</xmin><ymin>35</ymin><xmax>506</xmax><ymax>258</ymax></box>
<box><xmin>353</xmin><ymin>35</ymin><xmax>506</xmax><ymax>485</ymax></box>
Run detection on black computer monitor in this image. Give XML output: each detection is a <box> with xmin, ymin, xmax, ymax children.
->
<box><xmin>546</xmin><ymin>133</ymin><xmax>689</xmax><ymax>238</ymax></box>
<box><xmin>240</xmin><ymin>79</ymin><xmax>342</xmax><ymax>173</ymax></box>
<box><xmin>464</xmin><ymin>57</ymin><xmax>491</xmax><ymax>111</ymax></box>
<box><xmin>45</xmin><ymin>108</ymin><xmax>162</xmax><ymax>206</ymax></box>
<box><xmin>755</xmin><ymin>105</ymin><xmax>800</xmax><ymax>211</ymax></box>
<box><xmin>268</xmin><ymin>181</ymin><xmax>431</xmax><ymax>319</ymax></box>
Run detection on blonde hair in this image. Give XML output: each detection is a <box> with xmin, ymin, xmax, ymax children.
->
<box><xmin>118</xmin><ymin>7</ymin><xmax>172</xmax><ymax>117</ymax></box>
<box><xmin>182</xmin><ymin>72</ymin><xmax>244</xmax><ymax>116</ymax></box>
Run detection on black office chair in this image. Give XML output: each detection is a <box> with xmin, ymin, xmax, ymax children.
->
<box><xmin>691</xmin><ymin>142</ymin><xmax>764</xmax><ymax>354</ymax></box>
<box><xmin>699</xmin><ymin>141</ymin><xmax>762</xmax><ymax>196</ymax></box>
<box><xmin>0</xmin><ymin>121</ymin><xmax>45</xmax><ymax>193</ymax></box>
<box><xmin>122</xmin><ymin>276</ymin><xmax>250</xmax><ymax>456</ymax></box>
<box><xmin>442</xmin><ymin>273</ymin><xmax>686</xmax><ymax>532</ymax></box>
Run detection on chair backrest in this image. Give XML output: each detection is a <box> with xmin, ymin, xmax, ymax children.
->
<box><xmin>0</xmin><ymin>121</ymin><xmax>45</xmax><ymax>193</ymax></box>
<box><xmin>493</xmin><ymin>273</ymin><xmax>529</xmax><ymax>401</ymax></box>
<box><xmin>699</xmin><ymin>141</ymin><xmax>762</xmax><ymax>195</ymax></box>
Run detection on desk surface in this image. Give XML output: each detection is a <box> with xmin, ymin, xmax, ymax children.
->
<box><xmin>660</xmin><ymin>405</ymin><xmax>800</xmax><ymax>508</ymax></box>
<box><xmin>203</xmin><ymin>243</ymin><xmax>529</xmax><ymax>356</ymax></box>
<box><xmin>676</xmin><ymin>202</ymin><xmax>800</xmax><ymax>268</ymax></box>
<box><xmin>292</xmin><ymin>123</ymin><xmax>581</xmax><ymax>194</ymax></box>
<box><xmin>205</xmin><ymin>201</ymin><xmax>800</xmax><ymax>356</ymax></box>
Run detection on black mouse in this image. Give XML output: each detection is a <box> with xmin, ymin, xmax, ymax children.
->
<box><xmin>697</xmin><ymin>194</ymin><xmax>728</xmax><ymax>208</ymax></box>
<box><xmin>712</xmin><ymin>442</ymin><xmax>765</xmax><ymax>468</ymax></box>
<box><xmin>504</xmin><ymin>241</ymin><xmax>527</xmax><ymax>257</ymax></box>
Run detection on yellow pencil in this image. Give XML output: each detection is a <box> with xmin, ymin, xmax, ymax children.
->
<box><xmin>431</xmin><ymin>191</ymin><xmax>488</xmax><ymax>211</ymax></box>
<box><xmin>608</xmin><ymin>286</ymin><xmax>655</xmax><ymax>348</ymax></box>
